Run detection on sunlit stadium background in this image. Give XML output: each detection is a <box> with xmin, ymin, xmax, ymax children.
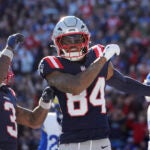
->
<box><xmin>0</xmin><ymin>0</ymin><xmax>150</xmax><ymax>149</ymax></box>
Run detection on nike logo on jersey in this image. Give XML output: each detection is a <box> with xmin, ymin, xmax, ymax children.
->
<box><xmin>101</xmin><ymin>145</ymin><xmax>108</xmax><ymax>149</ymax></box>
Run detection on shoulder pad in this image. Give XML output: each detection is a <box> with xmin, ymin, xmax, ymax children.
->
<box><xmin>38</xmin><ymin>56</ymin><xmax>64</xmax><ymax>78</ymax></box>
<box><xmin>8</xmin><ymin>88</ymin><xmax>16</xmax><ymax>97</ymax></box>
<box><xmin>91</xmin><ymin>44</ymin><xmax>105</xmax><ymax>58</ymax></box>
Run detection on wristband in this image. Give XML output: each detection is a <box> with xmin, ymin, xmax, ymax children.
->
<box><xmin>39</xmin><ymin>98</ymin><xmax>51</xmax><ymax>109</ymax></box>
<box><xmin>1</xmin><ymin>49</ymin><xmax>14</xmax><ymax>61</ymax></box>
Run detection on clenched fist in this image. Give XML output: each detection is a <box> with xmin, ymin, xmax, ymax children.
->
<box><xmin>41</xmin><ymin>86</ymin><xmax>55</xmax><ymax>103</ymax></box>
<box><xmin>6</xmin><ymin>33</ymin><xmax>24</xmax><ymax>49</ymax></box>
<box><xmin>39</xmin><ymin>86</ymin><xmax>55</xmax><ymax>110</ymax></box>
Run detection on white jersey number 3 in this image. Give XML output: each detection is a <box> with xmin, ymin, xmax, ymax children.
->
<box><xmin>66</xmin><ymin>78</ymin><xmax>106</xmax><ymax>116</ymax></box>
<box><xmin>4</xmin><ymin>101</ymin><xmax>17</xmax><ymax>138</ymax></box>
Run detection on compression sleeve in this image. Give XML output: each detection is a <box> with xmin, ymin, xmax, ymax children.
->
<box><xmin>106</xmin><ymin>69</ymin><xmax>150</xmax><ymax>96</ymax></box>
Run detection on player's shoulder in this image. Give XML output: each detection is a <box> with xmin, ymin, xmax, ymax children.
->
<box><xmin>38</xmin><ymin>55</ymin><xmax>64</xmax><ymax>78</ymax></box>
<box><xmin>89</xmin><ymin>44</ymin><xmax>105</xmax><ymax>58</ymax></box>
<box><xmin>0</xmin><ymin>84</ymin><xmax>16</xmax><ymax>96</ymax></box>
<box><xmin>8</xmin><ymin>87</ymin><xmax>16</xmax><ymax>97</ymax></box>
<box><xmin>39</xmin><ymin>55</ymin><xmax>64</xmax><ymax>69</ymax></box>
<box><xmin>0</xmin><ymin>85</ymin><xmax>17</xmax><ymax>106</ymax></box>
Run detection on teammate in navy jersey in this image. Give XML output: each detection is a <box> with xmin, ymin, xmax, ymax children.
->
<box><xmin>38</xmin><ymin>16</ymin><xmax>150</xmax><ymax>150</ymax></box>
<box><xmin>0</xmin><ymin>33</ymin><xmax>54</xmax><ymax>150</ymax></box>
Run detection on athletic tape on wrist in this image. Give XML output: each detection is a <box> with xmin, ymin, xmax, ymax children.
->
<box><xmin>39</xmin><ymin>98</ymin><xmax>51</xmax><ymax>109</ymax></box>
<box><xmin>1</xmin><ymin>49</ymin><xmax>14</xmax><ymax>60</ymax></box>
<box><xmin>102</xmin><ymin>53</ymin><xmax>109</xmax><ymax>61</ymax></box>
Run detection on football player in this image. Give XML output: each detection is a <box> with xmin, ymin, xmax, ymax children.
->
<box><xmin>0</xmin><ymin>33</ymin><xmax>54</xmax><ymax>150</ymax></box>
<box><xmin>38</xmin><ymin>16</ymin><xmax>150</xmax><ymax>150</ymax></box>
<box><xmin>38</xmin><ymin>103</ymin><xmax>62</xmax><ymax>150</ymax></box>
<box><xmin>144</xmin><ymin>73</ymin><xmax>150</xmax><ymax>150</ymax></box>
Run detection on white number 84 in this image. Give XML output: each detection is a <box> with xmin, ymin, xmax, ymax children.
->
<box><xmin>66</xmin><ymin>78</ymin><xmax>106</xmax><ymax>116</ymax></box>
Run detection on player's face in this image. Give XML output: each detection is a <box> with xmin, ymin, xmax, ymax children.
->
<box><xmin>61</xmin><ymin>34</ymin><xmax>85</xmax><ymax>45</ymax></box>
<box><xmin>56</xmin><ymin>33</ymin><xmax>89</xmax><ymax>53</ymax></box>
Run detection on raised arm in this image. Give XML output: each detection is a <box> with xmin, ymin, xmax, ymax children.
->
<box><xmin>16</xmin><ymin>87</ymin><xmax>54</xmax><ymax>129</ymax></box>
<box><xmin>0</xmin><ymin>33</ymin><xmax>24</xmax><ymax>83</ymax></box>
<box><xmin>106</xmin><ymin>62</ymin><xmax>150</xmax><ymax>96</ymax></box>
<box><xmin>46</xmin><ymin>44</ymin><xmax>120</xmax><ymax>95</ymax></box>
<box><xmin>46</xmin><ymin>57</ymin><xmax>106</xmax><ymax>95</ymax></box>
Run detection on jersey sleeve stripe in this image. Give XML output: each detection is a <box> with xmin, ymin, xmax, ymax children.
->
<box><xmin>53</xmin><ymin>57</ymin><xmax>64</xmax><ymax>69</ymax></box>
<box><xmin>9</xmin><ymin>88</ymin><xmax>16</xmax><ymax>97</ymax></box>
<box><xmin>93</xmin><ymin>44</ymin><xmax>104</xmax><ymax>58</ymax></box>
<box><xmin>44</xmin><ymin>57</ymin><xmax>56</xmax><ymax>68</ymax></box>
<box><xmin>44</xmin><ymin>57</ymin><xmax>64</xmax><ymax>69</ymax></box>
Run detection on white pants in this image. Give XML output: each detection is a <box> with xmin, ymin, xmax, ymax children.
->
<box><xmin>59</xmin><ymin>138</ymin><xmax>111</xmax><ymax>150</ymax></box>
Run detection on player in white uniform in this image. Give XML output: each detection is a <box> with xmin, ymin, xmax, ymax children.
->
<box><xmin>38</xmin><ymin>104</ymin><xmax>62</xmax><ymax>150</ymax></box>
<box><xmin>144</xmin><ymin>73</ymin><xmax>150</xmax><ymax>150</ymax></box>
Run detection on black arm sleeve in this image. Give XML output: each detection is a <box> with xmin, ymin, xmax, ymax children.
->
<box><xmin>106</xmin><ymin>69</ymin><xmax>150</xmax><ymax>96</ymax></box>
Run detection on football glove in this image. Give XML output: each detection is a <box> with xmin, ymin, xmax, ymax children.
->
<box><xmin>41</xmin><ymin>86</ymin><xmax>55</xmax><ymax>103</ymax></box>
<box><xmin>103</xmin><ymin>44</ymin><xmax>120</xmax><ymax>61</ymax></box>
<box><xmin>7</xmin><ymin>33</ymin><xmax>24</xmax><ymax>49</ymax></box>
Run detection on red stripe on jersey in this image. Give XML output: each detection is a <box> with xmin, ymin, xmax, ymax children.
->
<box><xmin>45</xmin><ymin>57</ymin><xmax>55</xmax><ymax>68</ymax></box>
<box><xmin>98</xmin><ymin>44</ymin><xmax>104</xmax><ymax>52</ymax></box>
<box><xmin>53</xmin><ymin>57</ymin><xmax>64</xmax><ymax>69</ymax></box>
<box><xmin>9</xmin><ymin>88</ymin><xmax>16</xmax><ymax>97</ymax></box>
<box><xmin>92</xmin><ymin>44</ymin><xmax>105</xmax><ymax>58</ymax></box>
<box><xmin>44</xmin><ymin>56</ymin><xmax>64</xmax><ymax>69</ymax></box>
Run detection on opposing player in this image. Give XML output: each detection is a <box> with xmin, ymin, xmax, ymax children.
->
<box><xmin>38</xmin><ymin>16</ymin><xmax>150</xmax><ymax>150</ymax></box>
<box><xmin>144</xmin><ymin>73</ymin><xmax>150</xmax><ymax>150</ymax></box>
<box><xmin>0</xmin><ymin>33</ymin><xmax>54</xmax><ymax>150</ymax></box>
<box><xmin>38</xmin><ymin>104</ymin><xmax>62</xmax><ymax>150</ymax></box>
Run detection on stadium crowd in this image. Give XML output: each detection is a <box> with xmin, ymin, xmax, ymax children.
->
<box><xmin>0</xmin><ymin>0</ymin><xmax>150</xmax><ymax>149</ymax></box>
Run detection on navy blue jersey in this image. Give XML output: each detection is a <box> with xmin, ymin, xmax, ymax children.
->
<box><xmin>0</xmin><ymin>85</ymin><xmax>17</xmax><ymax>150</ymax></box>
<box><xmin>39</xmin><ymin>44</ymin><xmax>110</xmax><ymax>143</ymax></box>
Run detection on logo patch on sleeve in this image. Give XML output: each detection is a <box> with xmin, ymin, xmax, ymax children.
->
<box><xmin>39</xmin><ymin>63</ymin><xmax>44</xmax><ymax>74</ymax></box>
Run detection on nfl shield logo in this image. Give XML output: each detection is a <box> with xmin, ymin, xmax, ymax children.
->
<box><xmin>39</xmin><ymin>64</ymin><xmax>44</xmax><ymax>74</ymax></box>
<box><xmin>80</xmin><ymin>66</ymin><xmax>86</xmax><ymax>71</ymax></box>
